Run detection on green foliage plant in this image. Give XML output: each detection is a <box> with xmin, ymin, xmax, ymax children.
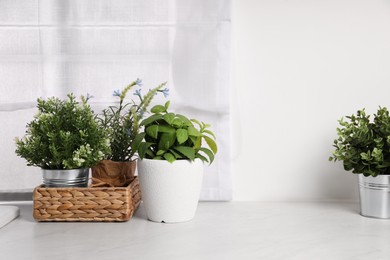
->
<box><xmin>329</xmin><ymin>107</ymin><xmax>390</xmax><ymax>177</ymax></box>
<box><xmin>100</xmin><ymin>79</ymin><xmax>168</xmax><ymax>162</ymax></box>
<box><xmin>15</xmin><ymin>93</ymin><xmax>111</xmax><ymax>170</ymax></box>
<box><xmin>133</xmin><ymin>101</ymin><xmax>218</xmax><ymax>164</ymax></box>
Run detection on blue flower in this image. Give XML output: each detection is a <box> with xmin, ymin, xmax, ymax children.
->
<box><xmin>86</xmin><ymin>93</ymin><xmax>94</xmax><ymax>101</ymax></box>
<box><xmin>113</xmin><ymin>89</ymin><xmax>120</xmax><ymax>97</ymax></box>
<box><xmin>133</xmin><ymin>89</ymin><xmax>142</xmax><ymax>99</ymax></box>
<box><xmin>161</xmin><ymin>88</ymin><xmax>169</xmax><ymax>98</ymax></box>
<box><xmin>135</xmin><ymin>78</ymin><xmax>143</xmax><ymax>87</ymax></box>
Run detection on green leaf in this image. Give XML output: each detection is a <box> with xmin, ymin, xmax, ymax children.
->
<box><xmin>360</xmin><ymin>152</ymin><xmax>370</xmax><ymax>161</ymax></box>
<box><xmin>163</xmin><ymin>113</ymin><xmax>175</xmax><ymax>125</ymax></box>
<box><xmin>172</xmin><ymin>118</ymin><xmax>183</xmax><ymax>128</ymax></box>
<box><xmin>138</xmin><ymin>142</ymin><xmax>152</xmax><ymax>159</ymax></box>
<box><xmin>163</xmin><ymin>152</ymin><xmax>176</xmax><ymax>163</ymax></box>
<box><xmin>131</xmin><ymin>132</ymin><xmax>146</xmax><ymax>152</ymax></box>
<box><xmin>158</xmin><ymin>133</ymin><xmax>176</xmax><ymax>151</ymax></box>
<box><xmin>141</xmin><ymin>114</ymin><xmax>163</xmax><ymax>126</ymax></box>
<box><xmin>146</xmin><ymin>125</ymin><xmax>159</xmax><ymax>139</ymax></box>
<box><xmin>191</xmin><ymin>119</ymin><xmax>202</xmax><ymax>127</ymax></box>
<box><xmin>176</xmin><ymin>114</ymin><xmax>193</xmax><ymax>126</ymax></box>
<box><xmin>188</xmin><ymin>125</ymin><xmax>201</xmax><ymax>137</ymax></box>
<box><xmin>195</xmin><ymin>136</ymin><xmax>202</xmax><ymax>149</ymax></box>
<box><xmin>202</xmin><ymin>122</ymin><xmax>211</xmax><ymax>128</ymax></box>
<box><xmin>188</xmin><ymin>136</ymin><xmax>197</xmax><ymax>145</ymax></box>
<box><xmin>204</xmin><ymin>135</ymin><xmax>218</xmax><ymax>154</ymax></box>
<box><xmin>164</xmin><ymin>101</ymin><xmax>170</xmax><ymax>109</ymax></box>
<box><xmin>158</xmin><ymin>125</ymin><xmax>176</xmax><ymax>134</ymax></box>
<box><xmin>173</xmin><ymin>146</ymin><xmax>195</xmax><ymax>161</ymax></box>
<box><xmin>343</xmin><ymin>163</ymin><xmax>353</xmax><ymax>171</ymax></box>
<box><xmin>151</xmin><ymin>105</ymin><xmax>166</xmax><ymax>114</ymax></box>
<box><xmin>199</xmin><ymin>147</ymin><xmax>214</xmax><ymax>164</ymax></box>
<box><xmin>176</xmin><ymin>129</ymin><xmax>188</xmax><ymax>144</ymax></box>
<box><xmin>169</xmin><ymin>149</ymin><xmax>183</xmax><ymax>159</ymax></box>
<box><xmin>203</xmin><ymin>130</ymin><xmax>216</xmax><ymax>140</ymax></box>
<box><xmin>146</xmin><ymin>148</ymin><xmax>155</xmax><ymax>158</ymax></box>
<box><xmin>156</xmin><ymin>150</ymin><xmax>166</xmax><ymax>156</ymax></box>
<box><xmin>195</xmin><ymin>153</ymin><xmax>209</xmax><ymax>163</ymax></box>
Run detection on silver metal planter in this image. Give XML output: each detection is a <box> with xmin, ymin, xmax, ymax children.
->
<box><xmin>358</xmin><ymin>174</ymin><xmax>390</xmax><ymax>219</ymax></box>
<box><xmin>42</xmin><ymin>168</ymin><xmax>89</xmax><ymax>187</ymax></box>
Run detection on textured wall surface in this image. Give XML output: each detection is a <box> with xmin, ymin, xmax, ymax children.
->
<box><xmin>232</xmin><ymin>0</ymin><xmax>390</xmax><ymax>201</ymax></box>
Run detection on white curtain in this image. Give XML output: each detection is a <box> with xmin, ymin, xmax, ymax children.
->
<box><xmin>0</xmin><ymin>0</ymin><xmax>231</xmax><ymax>200</ymax></box>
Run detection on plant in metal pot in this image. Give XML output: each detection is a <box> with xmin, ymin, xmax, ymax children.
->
<box><xmin>15</xmin><ymin>93</ymin><xmax>110</xmax><ymax>187</ymax></box>
<box><xmin>133</xmin><ymin>101</ymin><xmax>217</xmax><ymax>223</ymax></box>
<box><xmin>329</xmin><ymin>107</ymin><xmax>390</xmax><ymax>218</ymax></box>
<box><xmin>92</xmin><ymin>79</ymin><xmax>168</xmax><ymax>187</ymax></box>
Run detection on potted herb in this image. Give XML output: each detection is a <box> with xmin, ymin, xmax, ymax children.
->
<box><xmin>92</xmin><ymin>79</ymin><xmax>168</xmax><ymax>187</ymax></box>
<box><xmin>329</xmin><ymin>107</ymin><xmax>390</xmax><ymax>218</ymax></box>
<box><xmin>15</xmin><ymin>94</ymin><xmax>110</xmax><ymax>187</ymax></box>
<box><xmin>134</xmin><ymin>101</ymin><xmax>217</xmax><ymax>223</ymax></box>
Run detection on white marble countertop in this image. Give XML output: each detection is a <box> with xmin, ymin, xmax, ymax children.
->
<box><xmin>0</xmin><ymin>201</ymin><xmax>390</xmax><ymax>260</ymax></box>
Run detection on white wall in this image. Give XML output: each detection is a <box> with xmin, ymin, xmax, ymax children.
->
<box><xmin>232</xmin><ymin>0</ymin><xmax>390</xmax><ymax>201</ymax></box>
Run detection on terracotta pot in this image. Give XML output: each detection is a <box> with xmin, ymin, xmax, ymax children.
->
<box><xmin>91</xmin><ymin>160</ymin><xmax>136</xmax><ymax>187</ymax></box>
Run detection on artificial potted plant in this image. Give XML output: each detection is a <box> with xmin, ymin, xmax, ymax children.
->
<box><xmin>134</xmin><ymin>101</ymin><xmax>217</xmax><ymax>223</ymax></box>
<box><xmin>15</xmin><ymin>94</ymin><xmax>110</xmax><ymax>187</ymax></box>
<box><xmin>330</xmin><ymin>107</ymin><xmax>390</xmax><ymax>218</ymax></box>
<box><xmin>92</xmin><ymin>79</ymin><xmax>168</xmax><ymax>187</ymax></box>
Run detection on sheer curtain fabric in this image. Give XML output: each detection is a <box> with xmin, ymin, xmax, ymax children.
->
<box><xmin>0</xmin><ymin>0</ymin><xmax>231</xmax><ymax>200</ymax></box>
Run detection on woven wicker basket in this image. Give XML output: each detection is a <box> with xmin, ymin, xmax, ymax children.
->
<box><xmin>33</xmin><ymin>177</ymin><xmax>141</xmax><ymax>222</ymax></box>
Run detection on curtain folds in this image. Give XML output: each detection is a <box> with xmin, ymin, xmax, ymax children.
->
<box><xmin>0</xmin><ymin>0</ymin><xmax>231</xmax><ymax>200</ymax></box>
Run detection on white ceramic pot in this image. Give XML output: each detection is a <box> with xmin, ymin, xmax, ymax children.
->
<box><xmin>137</xmin><ymin>158</ymin><xmax>203</xmax><ymax>223</ymax></box>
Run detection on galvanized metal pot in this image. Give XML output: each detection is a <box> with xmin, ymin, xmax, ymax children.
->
<box><xmin>42</xmin><ymin>168</ymin><xmax>89</xmax><ymax>187</ymax></box>
<box><xmin>358</xmin><ymin>174</ymin><xmax>390</xmax><ymax>219</ymax></box>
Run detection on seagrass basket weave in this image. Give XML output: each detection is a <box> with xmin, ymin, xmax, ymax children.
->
<box><xmin>33</xmin><ymin>177</ymin><xmax>141</xmax><ymax>222</ymax></box>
